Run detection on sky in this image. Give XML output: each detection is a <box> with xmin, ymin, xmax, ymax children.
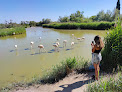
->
<box><xmin>0</xmin><ymin>0</ymin><xmax>121</xmax><ymax>23</ymax></box>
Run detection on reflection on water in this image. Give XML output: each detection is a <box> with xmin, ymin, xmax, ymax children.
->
<box><xmin>0</xmin><ymin>27</ymin><xmax>107</xmax><ymax>88</ymax></box>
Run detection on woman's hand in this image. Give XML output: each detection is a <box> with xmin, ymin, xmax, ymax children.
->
<box><xmin>91</xmin><ymin>42</ymin><xmax>94</xmax><ymax>48</ymax></box>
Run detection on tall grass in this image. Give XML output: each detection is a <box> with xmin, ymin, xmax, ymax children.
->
<box><xmin>101</xmin><ymin>20</ymin><xmax>122</xmax><ymax>72</ymax></box>
<box><xmin>0</xmin><ymin>27</ymin><xmax>26</xmax><ymax>37</ymax></box>
<box><xmin>87</xmin><ymin>72</ymin><xmax>122</xmax><ymax>92</ymax></box>
<box><xmin>41</xmin><ymin>57</ymin><xmax>89</xmax><ymax>84</ymax></box>
<box><xmin>42</xmin><ymin>22</ymin><xmax>114</xmax><ymax>30</ymax></box>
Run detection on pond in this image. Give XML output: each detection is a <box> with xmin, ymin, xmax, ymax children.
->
<box><xmin>0</xmin><ymin>27</ymin><xmax>107</xmax><ymax>87</ymax></box>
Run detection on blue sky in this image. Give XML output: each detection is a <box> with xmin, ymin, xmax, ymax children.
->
<box><xmin>0</xmin><ymin>0</ymin><xmax>121</xmax><ymax>23</ymax></box>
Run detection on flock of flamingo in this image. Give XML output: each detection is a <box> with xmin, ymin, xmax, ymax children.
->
<box><xmin>14</xmin><ymin>34</ymin><xmax>85</xmax><ymax>53</ymax></box>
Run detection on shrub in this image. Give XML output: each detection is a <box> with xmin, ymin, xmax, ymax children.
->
<box><xmin>101</xmin><ymin>20</ymin><xmax>122</xmax><ymax>72</ymax></box>
<box><xmin>42</xmin><ymin>22</ymin><xmax>114</xmax><ymax>30</ymax></box>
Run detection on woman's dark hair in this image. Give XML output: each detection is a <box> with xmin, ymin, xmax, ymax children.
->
<box><xmin>94</xmin><ymin>35</ymin><xmax>104</xmax><ymax>48</ymax></box>
<box><xmin>94</xmin><ymin>35</ymin><xmax>100</xmax><ymax>45</ymax></box>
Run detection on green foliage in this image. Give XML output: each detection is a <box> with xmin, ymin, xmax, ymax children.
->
<box><xmin>58</xmin><ymin>16</ymin><xmax>70</xmax><ymax>22</ymax></box>
<box><xmin>0</xmin><ymin>27</ymin><xmax>26</xmax><ymax>37</ymax></box>
<box><xmin>69</xmin><ymin>11</ymin><xmax>84</xmax><ymax>23</ymax></box>
<box><xmin>87</xmin><ymin>72</ymin><xmax>122</xmax><ymax>92</ymax></box>
<box><xmin>41</xmin><ymin>57</ymin><xmax>89</xmax><ymax>84</ymax></box>
<box><xmin>29</xmin><ymin>21</ymin><xmax>36</xmax><ymax>27</ymax></box>
<box><xmin>58</xmin><ymin>11</ymin><xmax>84</xmax><ymax>23</ymax></box>
<box><xmin>65</xmin><ymin>57</ymin><xmax>77</xmax><ymax>69</ymax></box>
<box><xmin>89</xmin><ymin>16</ymin><xmax>97</xmax><ymax>22</ymax></box>
<box><xmin>101</xmin><ymin>19</ymin><xmax>122</xmax><ymax>72</ymax></box>
<box><xmin>42</xmin><ymin>22</ymin><xmax>114</xmax><ymax>30</ymax></box>
<box><xmin>42</xmin><ymin>18</ymin><xmax>51</xmax><ymax>24</ymax></box>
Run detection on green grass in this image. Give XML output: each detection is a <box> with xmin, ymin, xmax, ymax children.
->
<box><xmin>87</xmin><ymin>72</ymin><xmax>122</xmax><ymax>92</ymax></box>
<box><xmin>42</xmin><ymin>22</ymin><xmax>115</xmax><ymax>30</ymax></box>
<box><xmin>40</xmin><ymin>57</ymin><xmax>89</xmax><ymax>84</ymax></box>
<box><xmin>0</xmin><ymin>27</ymin><xmax>26</xmax><ymax>37</ymax></box>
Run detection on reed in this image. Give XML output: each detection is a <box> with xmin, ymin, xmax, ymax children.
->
<box><xmin>0</xmin><ymin>27</ymin><xmax>26</xmax><ymax>37</ymax></box>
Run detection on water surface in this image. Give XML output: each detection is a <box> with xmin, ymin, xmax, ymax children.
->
<box><xmin>0</xmin><ymin>27</ymin><xmax>107</xmax><ymax>87</ymax></box>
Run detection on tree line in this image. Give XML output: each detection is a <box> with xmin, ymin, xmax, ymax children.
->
<box><xmin>0</xmin><ymin>0</ymin><xmax>120</xmax><ymax>29</ymax></box>
<box><xmin>0</xmin><ymin>18</ymin><xmax>52</xmax><ymax>29</ymax></box>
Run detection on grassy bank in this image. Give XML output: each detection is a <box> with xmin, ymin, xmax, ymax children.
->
<box><xmin>0</xmin><ymin>57</ymin><xmax>90</xmax><ymax>91</ymax></box>
<box><xmin>42</xmin><ymin>22</ymin><xmax>115</xmax><ymax>30</ymax></box>
<box><xmin>40</xmin><ymin>57</ymin><xmax>89</xmax><ymax>84</ymax></box>
<box><xmin>0</xmin><ymin>27</ymin><xmax>26</xmax><ymax>37</ymax></box>
<box><xmin>87</xmin><ymin>72</ymin><xmax>122</xmax><ymax>92</ymax></box>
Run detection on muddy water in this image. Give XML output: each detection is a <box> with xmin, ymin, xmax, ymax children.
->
<box><xmin>0</xmin><ymin>27</ymin><xmax>107</xmax><ymax>87</ymax></box>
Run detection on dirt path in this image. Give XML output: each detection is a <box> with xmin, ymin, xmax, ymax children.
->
<box><xmin>11</xmin><ymin>72</ymin><xmax>95</xmax><ymax>92</ymax></box>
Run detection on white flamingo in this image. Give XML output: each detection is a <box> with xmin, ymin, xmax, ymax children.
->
<box><xmin>39</xmin><ymin>37</ymin><xmax>41</xmax><ymax>42</ymax></box>
<box><xmin>14</xmin><ymin>45</ymin><xmax>17</xmax><ymax>49</ymax></box>
<box><xmin>14</xmin><ymin>45</ymin><xmax>17</xmax><ymax>48</ymax></box>
<box><xmin>13</xmin><ymin>32</ymin><xmax>15</xmax><ymax>35</ymax></box>
<box><xmin>38</xmin><ymin>45</ymin><xmax>46</xmax><ymax>53</ymax></box>
<box><xmin>72</xmin><ymin>34</ymin><xmax>74</xmax><ymax>38</ymax></box>
<box><xmin>53</xmin><ymin>42</ymin><xmax>60</xmax><ymax>52</ymax></box>
<box><xmin>39</xmin><ymin>37</ymin><xmax>41</xmax><ymax>39</ymax></box>
<box><xmin>71</xmin><ymin>42</ymin><xmax>75</xmax><ymax>48</ymax></box>
<box><xmin>14</xmin><ymin>45</ymin><xmax>18</xmax><ymax>56</ymax></box>
<box><xmin>30</xmin><ymin>41</ymin><xmax>34</xmax><ymax>49</ymax></box>
<box><xmin>63</xmin><ymin>40</ymin><xmax>67</xmax><ymax>47</ymax></box>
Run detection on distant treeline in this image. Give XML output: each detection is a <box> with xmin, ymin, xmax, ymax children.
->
<box><xmin>42</xmin><ymin>22</ymin><xmax>115</xmax><ymax>30</ymax></box>
<box><xmin>0</xmin><ymin>8</ymin><xmax>121</xmax><ymax>31</ymax></box>
<box><xmin>58</xmin><ymin>9</ymin><xmax>121</xmax><ymax>23</ymax></box>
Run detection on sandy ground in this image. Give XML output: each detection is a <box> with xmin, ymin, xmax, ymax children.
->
<box><xmin>11</xmin><ymin>72</ymin><xmax>96</xmax><ymax>92</ymax></box>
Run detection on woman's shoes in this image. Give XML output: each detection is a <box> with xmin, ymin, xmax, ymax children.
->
<box><xmin>92</xmin><ymin>75</ymin><xmax>95</xmax><ymax>80</ymax></box>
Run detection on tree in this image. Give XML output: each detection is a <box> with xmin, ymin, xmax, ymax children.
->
<box><xmin>75</xmin><ymin>11</ymin><xmax>84</xmax><ymax>18</ymax></box>
<box><xmin>89</xmin><ymin>16</ymin><xmax>97</xmax><ymax>22</ymax></box>
<box><xmin>58</xmin><ymin>16</ymin><xmax>69</xmax><ymax>22</ymax></box>
<box><xmin>116</xmin><ymin>0</ymin><xmax>120</xmax><ymax>11</ymax></box>
<box><xmin>69</xmin><ymin>11</ymin><xmax>84</xmax><ymax>22</ymax></box>
<box><xmin>42</xmin><ymin>18</ymin><xmax>51</xmax><ymax>24</ymax></box>
<box><xmin>75</xmin><ymin>17</ymin><xmax>83</xmax><ymax>23</ymax></box>
<box><xmin>70</xmin><ymin>14</ymin><xmax>76</xmax><ymax>22</ymax></box>
<box><xmin>116</xmin><ymin>0</ymin><xmax>120</xmax><ymax>16</ymax></box>
<box><xmin>29</xmin><ymin>21</ymin><xmax>36</xmax><ymax>27</ymax></box>
<box><xmin>112</xmin><ymin>8</ymin><xmax>120</xmax><ymax>21</ymax></box>
<box><xmin>104</xmin><ymin>10</ymin><xmax>113</xmax><ymax>22</ymax></box>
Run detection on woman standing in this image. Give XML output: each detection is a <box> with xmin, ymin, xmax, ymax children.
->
<box><xmin>91</xmin><ymin>35</ymin><xmax>104</xmax><ymax>80</ymax></box>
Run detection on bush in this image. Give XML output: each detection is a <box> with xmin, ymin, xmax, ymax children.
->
<box><xmin>101</xmin><ymin>20</ymin><xmax>122</xmax><ymax>72</ymax></box>
<box><xmin>42</xmin><ymin>22</ymin><xmax>114</xmax><ymax>30</ymax></box>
